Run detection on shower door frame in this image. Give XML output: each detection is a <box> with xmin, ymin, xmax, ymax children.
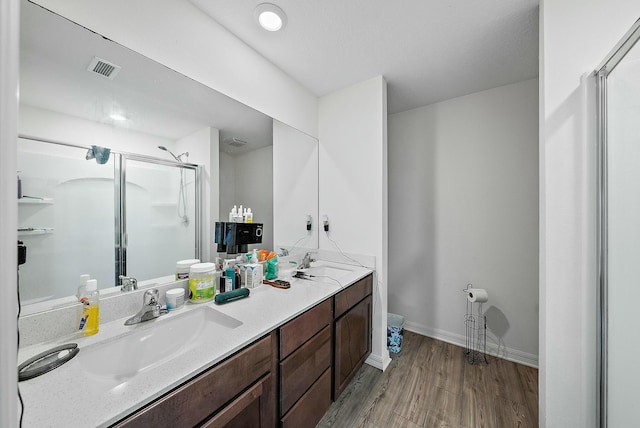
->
<box><xmin>595</xmin><ymin>18</ymin><xmax>640</xmax><ymax>428</ymax></box>
<box><xmin>117</xmin><ymin>153</ymin><xmax>202</xmax><ymax>282</ymax></box>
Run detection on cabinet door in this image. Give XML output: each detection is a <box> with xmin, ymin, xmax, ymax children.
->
<box><xmin>201</xmin><ymin>374</ymin><xmax>272</xmax><ymax>428</ymax></box>
<box><xmin>113</xmin><ymin>333</ymin><xmax>274</xmax><ymax>428</ymax></box>
<box><xmin>281</xmin><ymin>369</ymin><xmax>331</xmax><ymax>428</ymax></box>
<box><xmin>334</xmin><ymin>295</ymin><xmax>372</xmax><ymax>399</ymax></box>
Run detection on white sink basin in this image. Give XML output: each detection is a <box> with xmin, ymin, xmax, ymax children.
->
<box><xmin>298</xmin><ymin>261</ymin><xmax>354</xmax><ymax>285</ymax></box>
<box><xmin>77</xmin><ymin>306</ymin><xmax>241</xmax><ymax>383</ymax></box>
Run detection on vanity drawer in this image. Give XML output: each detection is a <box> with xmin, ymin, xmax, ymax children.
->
<box><xmin>280</xmin><ymin>325</ymin><xmax>331</xmax><ymax>415</ymax></box>
<box><xmin>334</xmin><ymin>274</ymin><xmax>373</xmax><ymax>318</ymax></box>
<box><xmin>281</xmin><ymin>368</ymin><xmax>332</xmax><ymax>428</ymax></box>
<box><xmin>279</xmin><ymin>299</ymin><xmax>331</xmax><ymax>359</ymax></box>
<box><xmin>113</xmin><ymin>333</ymin><xmax>273</xmax><ymax>428</ymax></box>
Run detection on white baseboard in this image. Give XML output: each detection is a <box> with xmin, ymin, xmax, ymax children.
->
<box><xmin>365</xmin><ymin>352</ymin><xmax>392</xmax><ymax>371</ymax></box>
<box><xmin>404</xmin><ymin>321</ymin><xmax>539</xmax><ymax>368</ymax></box>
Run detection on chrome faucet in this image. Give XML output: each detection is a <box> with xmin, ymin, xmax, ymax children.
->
<box><xmin>120</xmin><ymin>275</ymin><xmax>138</xmax><ymax>292</ymax></box>
<box><xmin>125</xmin><ymin>289</ymin><xmax>163</xmax><ymax>325</ymax></box>
<box><xmin>299</xmin><ymin>252</ymin><xmax>316</xmax><ymax>270</ymax></box>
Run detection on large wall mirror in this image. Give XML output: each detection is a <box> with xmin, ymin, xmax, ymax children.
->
<box><xmin>18</xmin><ymin>0</ymin><xmax>319</xmax><ymax>314</ymax></box>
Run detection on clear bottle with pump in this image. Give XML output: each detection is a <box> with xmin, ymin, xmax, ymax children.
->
<box><xmin>79</xmin><ymin>279</ymin><xmax>100</xmax><ymax>336</ymax></box>
<box><xmin>245</xmin><ymin>208</ymin><xmax>253</xmax><ymax>223</ymax></box>
<box><xmin>229</xmin><ymin>205</ymin><xmax>237</xmax><ymax>222</ymax></box>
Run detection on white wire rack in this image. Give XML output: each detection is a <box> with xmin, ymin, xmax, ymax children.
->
<box><xmin>463</xmin><ymin>284</ymin><xmax>488</xmax><ymax>365</ymax></box>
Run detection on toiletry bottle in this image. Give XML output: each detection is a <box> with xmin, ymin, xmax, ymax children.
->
<box><xmin>225</xmin><ymin>263</ymin><xmax>236</xmax><ymax>290</ymax></box>
<box><xmin>237</xmin><ymin>205</ymin><xmax>244</xmax><ymax>222</ymax></box>
<box><xmin>80</xmin><ymin>279</ymin><xmax>100</xmax><ymax>336</ymax></box>
<box><xmin>76</xmin><ymin>274</ymin><xmax>91</xmax><ymax>300</ymax></box>
<box><xmin>245</xmin><ymin>208</ymin><xmax>253</xmax><ymax>223</ymax></box>
<box><xmin>235</xmin><ymin>268</ymin><xmax>242</xmax><ymax>290</ymax></box>
<box><xmin>252</xmin><ymin>249</ymin><xmax>259</xmax><ymax>264</ymax></box>
<box><xmin>229</xmin><ymin>205</ymin><xmax>237</xmax><ymax>222</ymax></box>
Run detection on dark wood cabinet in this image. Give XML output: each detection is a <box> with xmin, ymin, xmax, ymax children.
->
<box><xmin>278</xmin><ymin>299</ymin><xmax>332</xmax><ymax>427</ymax></box>
<box><xmin>281</xmin><ymin>368</ymin><xmax>332</xmax><ymax>428</ymax></box>
<box><xmin>112</xmin><ymin>272</ymin><xmax>374</xmax><ymax>428</ymax></box>
<box><xmin>201</xmin><ymin>374</ymin><xmax>272</xmax><ymax>428</ymax></box>
<box><xmin>333</xmin><ymin>274</ymin><xmax>373</xmax><ymax>399</ymax></box>
<box><xmin>112</xmin><ymin>332</ymin><xmax>276</xmax><ymax>428</ymax></box>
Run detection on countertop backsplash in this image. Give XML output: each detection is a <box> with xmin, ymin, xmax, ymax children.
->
<box><xmin>18</xmin><ymin>279</ymin><xmax>188</xmax><ymax>347</ymax></box>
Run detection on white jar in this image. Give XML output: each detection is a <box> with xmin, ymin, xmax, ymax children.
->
<box><xmin>165</xmin><ymin>288</ymin><xmax>185</xmax><ymax>311</ymax></box>
<box><xmin>188</xmin><ymin>262</ymin><xmax>218</xmax><ymax>303</ymax></box>
<box><xmin>176</xmin><ymin>259</ymin><xmax>200</xmax><ymax>280</ymax></box>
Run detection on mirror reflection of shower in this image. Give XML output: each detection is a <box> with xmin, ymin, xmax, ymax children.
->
<box><xmin>158</xmin><ymin>146</ymin><xmax>190</xmax><ymax>226</ymax></box>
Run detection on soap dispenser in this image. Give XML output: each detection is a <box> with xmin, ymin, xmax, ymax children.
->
<box><xmin>245</xmin><ymin>208</ymin><xmax>253</xmax><ymax>223</ymax></box>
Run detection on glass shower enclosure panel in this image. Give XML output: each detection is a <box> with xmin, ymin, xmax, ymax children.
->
<box><xmin>601</xmin><ymin>23</ymin><xmax>640</xmax><ymax>427</ymax></box>
<box><xmin>124</xmin><ymin>159</ymin><xmax>198</xmax><ymax>281</ymax></box>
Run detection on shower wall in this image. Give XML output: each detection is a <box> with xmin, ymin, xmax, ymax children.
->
<box><xmin>18</xmin><ymin>143</ymin><xmax>115</xmax><ymax>303</ymax></box>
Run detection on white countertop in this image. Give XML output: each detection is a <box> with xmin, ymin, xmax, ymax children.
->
<box><xmin>18</xmin><ymin>261</ymin><xmax>372</xmax><ymax>428</ymax></box>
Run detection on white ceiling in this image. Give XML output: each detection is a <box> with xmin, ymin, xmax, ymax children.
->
<box><xmin>20</xmin><ymin>1</ymin><xmax>273</xmax><ymax>155</ymax></box>
<box><xmin>189</xmin><ymin>0</ymin><xmax>539</xmax><ymax>114</ymax></box>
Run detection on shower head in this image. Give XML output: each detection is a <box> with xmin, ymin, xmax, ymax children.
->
<box><xmin>86</xmin><ymin>145</ymin><xmax>111</xmax><ymax>164</ymax></box>
<box><xmin>158</xmin><ymin>145</ymin><xmax>188</xmax><ymax>162</ymax></box>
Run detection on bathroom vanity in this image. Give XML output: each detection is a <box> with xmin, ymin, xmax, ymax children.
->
<box><xmin>18</xmin><ymin>262</ymin><xmax>373</xmax><ymax>428</ymax></box>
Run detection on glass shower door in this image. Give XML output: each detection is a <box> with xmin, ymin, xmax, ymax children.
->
<box><xmin>124</xmin><ymin>158</ymin><xmax>199</xmax><ymax>281</ymax></box>
<box><xmin>598</xmin><ymin>18</ymin><xmax>640</xmax><ymax>428</ymax></box>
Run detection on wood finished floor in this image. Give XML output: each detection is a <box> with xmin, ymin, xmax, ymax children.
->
<box><xmin>318</xmin><ymin>331</ymin><xmax>538</xmax><ymax>428</ymax></box>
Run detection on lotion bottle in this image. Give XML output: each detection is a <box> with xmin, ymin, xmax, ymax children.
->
<box><xmin>80</xmin><ymin>279</ymin><xmax>100</xmax><ymax>336</ymax></box>
<box><xmin>245</xmin><ymin>208</ymin><xmax>253</xmax><ymax>223</ymax></box>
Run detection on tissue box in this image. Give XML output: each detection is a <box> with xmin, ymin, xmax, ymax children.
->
<box><xmin>240</xmin><ymin>263</ymin><xmax>263</xmax><ymax>289</ymax></box>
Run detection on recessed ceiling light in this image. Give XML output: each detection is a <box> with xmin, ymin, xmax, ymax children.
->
<box><xmin>254</xmin><ymin>3</ymin><xmax>287</xmax><ymax>32</ymax></box>
<box><xmin>109</xmin><ymin>113</ymin><xmax>127</xmax><ymax>121</ymax></box>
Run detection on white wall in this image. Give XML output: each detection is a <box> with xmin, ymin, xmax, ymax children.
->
<box><xmin>32</xmin><ymin>0</ymin><xmax>318</xmax><ymax>138</ymax></box>
<box><xmin>176</xmin><ymin>126</ymin><xmax>220</xmax><ymax>262</ymax></box>
<box><xmin>318</xmin><ymin>76</ymin><xmax>390</xmax><ymax>370</ymax></box>
<box><xmin>540</xmin><ymin>0</ymin><xmax>640</xmax><ymax>426</ymax></box>
<box><xmin>0</xmin><ymin>0</ymin><xmax>19</xmax><ymax>425</ymax></box>
<box><xmin>219</xmin><ymin>151</ymin><xmax>236</xmax><ymax>223</ymax></box>
<box><xmin>219</xmin><ymin>147</ymin><xmax>274</xmax><ymax>252</ymax></box>
<box><xmin>234</xmin><ymin>146</ymin><xmax>274</xmax><ymax>251</ymax></box>
<box><xmin>388</xmin><ymin>79</ymin><xmax>539</xmax><ymax>366</ymax></box>
<box><xmin>273</xmin><ymin>120</ymin><xmax>319</xmax><ymax>252</ymax></box>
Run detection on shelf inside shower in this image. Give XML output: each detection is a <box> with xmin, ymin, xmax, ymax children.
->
<box><xmin>18</xmin><ymin>197</ymin><xmax>53</xmax><ymax>205</ymax></box>
<box><xmin>18</xmin><ymin>227</ymin><xmax>54</xmax><ymax>236</ymax></box>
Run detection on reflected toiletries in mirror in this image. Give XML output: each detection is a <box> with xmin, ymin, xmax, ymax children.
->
<box><xmin>17</xmin><ymin>0</ymin><xmax>319</xmax><ymax>315</ymax></box>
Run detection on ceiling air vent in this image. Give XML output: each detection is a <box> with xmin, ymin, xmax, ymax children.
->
<box><xmin>226</xmin><ymin>138</ymin><xmax>249</xmax><ymax>148</ymax></box>
<box><xmin>87</xmin><ymin>56</ymin><xmax>121</xmax><ymax>80</ymax></box>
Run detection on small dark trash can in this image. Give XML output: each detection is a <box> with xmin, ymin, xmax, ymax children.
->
<box><xmin>387</xmin><ymin>313</ymin><xmax>405</xmax><ymax>354</ymax></box>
